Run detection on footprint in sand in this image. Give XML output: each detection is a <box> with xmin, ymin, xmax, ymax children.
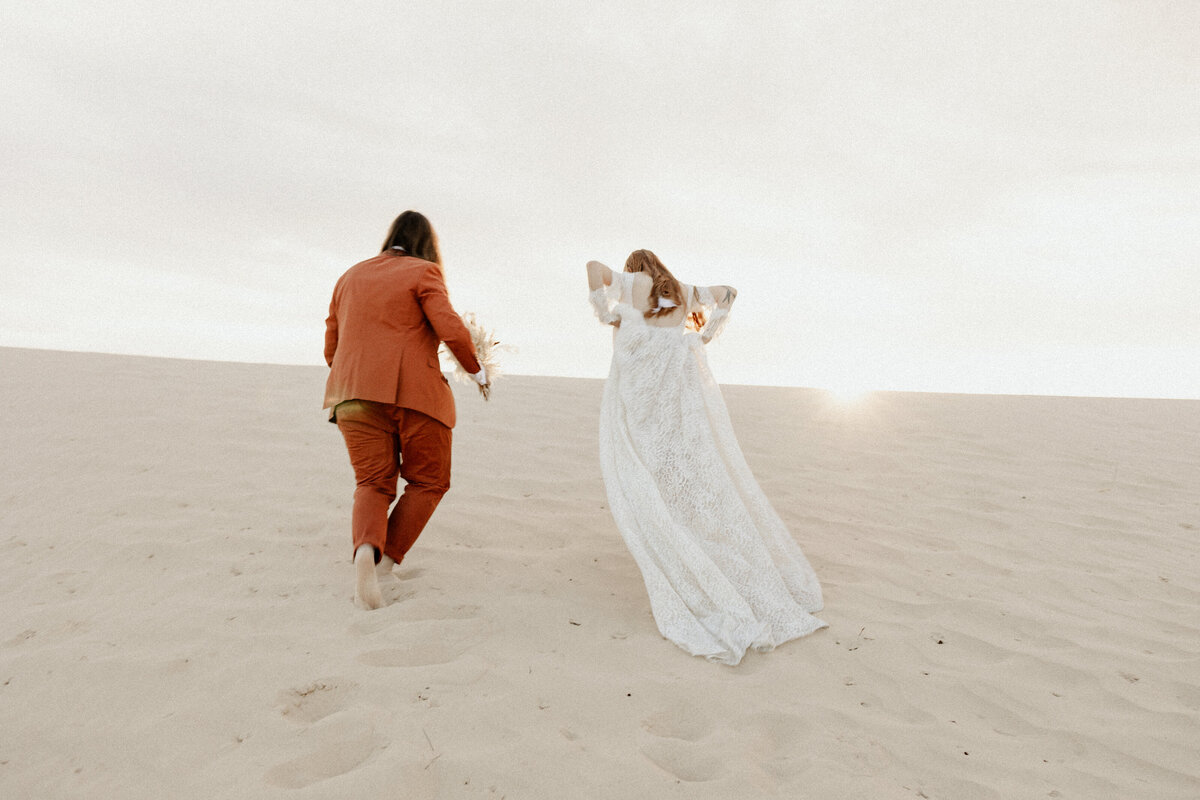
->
<box><xmin>378</xmin><ymin>581</ymin><xmax>415</xmax><ymax>606</ymax></box>
<box><xmin>2</xmin><ymin>629</ymin><xmax>37</xmax><ymax>648</ymax></box>
<box><xmin>350</xmin><ymin>608</ymin><xmax>488</xmax><ymax>677</ymax></box>
<box><xmin>638</xmin><ymin>708</ymin><xmax>720</xmax><ymax>782</ymax></box>
<box><xmin>357</xmin><ymin>638</ymin><xmax>473</xmax><ymax>668</ymax></box>
<box><xmin>407</xmin><ymin>603</ymin><xmax>482</xmax><ymax>622</ymax></box>
<box><xmin>348</xmin><ymin>614</ymin><xmax>398</xmax><ymax>636</ymax></box>
<box><xmin>738</xmin><ymin>711</ymin><xmax>816</xmax><ymax>780</ymax></box>
<box><xmin>276</xmin><ymin>679</ymin><xmax>358</xmax><ymax>725</ymax></box>
<box><xmin>264</xmin><ymin>711</ymin><xmax>384</xmax><ymax>789</ymax></box>
<box><xmin>346</xmin><ymin>599</ymin><xmax>481</xmax><ymax>638</ymax></box>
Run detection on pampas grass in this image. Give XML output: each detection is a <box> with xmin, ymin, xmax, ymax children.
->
<box><xmin>443</xmin><ymin>312</ymin><xmax>508</xmax><ymax>400</ymax></box>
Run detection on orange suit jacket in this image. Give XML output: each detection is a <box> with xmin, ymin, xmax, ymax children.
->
<box><xmin>323</xmin><ymin>251</ymin><xmax>481</xmax><ymax>429</ymax></box>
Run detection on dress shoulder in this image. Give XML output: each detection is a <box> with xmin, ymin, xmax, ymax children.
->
<box><xmin>617</xmin><ymin>271</ymin><xmax>640</xmax><ymax>304</ymax></box>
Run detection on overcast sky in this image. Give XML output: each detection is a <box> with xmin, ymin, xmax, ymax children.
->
<box><xmin>2</xmin><ymin>1</ymin><xmax>1198</xmax><ymax>397</ymax></box>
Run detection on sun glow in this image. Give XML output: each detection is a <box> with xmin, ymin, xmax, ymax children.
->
<box><xmin>822</xmin><ymin>383</ymin><xmax>873</xmax><ymax>406</ymax></box>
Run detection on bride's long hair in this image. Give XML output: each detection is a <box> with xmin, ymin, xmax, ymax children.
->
<box><xmin>624</xmin><ymin>249</ymin><xmax>705</xmax><ymax>331</ymax></box>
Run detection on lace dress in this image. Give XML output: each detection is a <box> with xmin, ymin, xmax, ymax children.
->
<box><xmin>591</xmin><ymin>272</ymin><xmax>826</xmax><ymax>665</ymax></box>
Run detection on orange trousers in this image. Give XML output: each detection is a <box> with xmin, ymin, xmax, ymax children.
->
<box><xmin>334</xmin><ymin>400</ymin><xmax>452</xmax><ymax>565</ymax></box>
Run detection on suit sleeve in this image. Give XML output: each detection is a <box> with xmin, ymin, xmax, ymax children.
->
<box><xmin>416</xmin><ymin>263</ymin><xmax>482</xmax><ymax>375</ymax></box>
<box><xmin>323</xmin><ymin>285</ymin><xmax>340</xmax><ymax>367</ymax></box>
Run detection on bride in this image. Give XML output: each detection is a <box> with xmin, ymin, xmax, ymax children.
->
<box><xmin>587</xmin><ymin>250</ymin><xmax>826</xmax><ymax>665</ymax></box>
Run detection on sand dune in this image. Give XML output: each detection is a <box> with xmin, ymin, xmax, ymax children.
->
<box><xmin>1</xmin><ymin>347</ymin><xmax>1197</xmax><ymax>799</ymax></box>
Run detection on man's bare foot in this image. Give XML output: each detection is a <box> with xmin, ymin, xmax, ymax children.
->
<box><xmin>376</xmin><ymin>554</ymin><xmax>396</xmax><ymax>578</ymax></box>
<box><xmin>354</xmin><ymin>545</ymin><xmax>383</xmax><ymax>610</ymax></box>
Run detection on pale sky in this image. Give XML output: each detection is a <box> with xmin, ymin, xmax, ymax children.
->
<box><xmin>3</xmin><ymin>1</ymin><xmax>1198</xmax><ymax>398</ymax></box>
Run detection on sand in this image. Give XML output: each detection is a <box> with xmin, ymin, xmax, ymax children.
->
<box><xmin>1</xmin><ymin>346</ymin><xmax>1197</xmax><ymax>799</ymax></box>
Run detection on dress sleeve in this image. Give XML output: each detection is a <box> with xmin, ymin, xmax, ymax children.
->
<box><xmin>588</xmin><ymin>273</ymin><xmax>624</xmax><ymax>325</ymax></box>
<box><xmin>690</xmin><ymin>284</ymin><xmax>733</xmax><ymax>344</ymax></box>
<box><xmin>689</xmin><ymin>285</ymin><xmax>715</xmax><ymax>311</ymax></box>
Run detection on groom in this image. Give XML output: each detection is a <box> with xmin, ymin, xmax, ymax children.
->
<box><xmin>324</xmin><ymin>211</ymin><xmax>487</xmax><ymax>609</ymax></box>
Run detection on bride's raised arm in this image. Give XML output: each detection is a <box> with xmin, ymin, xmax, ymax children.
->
<box><xmin>691</xmin><ymin>284</ymin><xmax>737</xmax><ymax>343</ymax></box>
<box><xmin>708</xmin><ymin>285</ymin><xmax>737</xmax><ymax>310</ymax></box>
<box><xmin>587</xmin><ymin>260</ymin><xmax>620</xmax><ymax>326</ymax></box>
<box><xmin>586</xmin><ymin>260</ymin><xmax>614</xmax><ymax>291</ymax></box>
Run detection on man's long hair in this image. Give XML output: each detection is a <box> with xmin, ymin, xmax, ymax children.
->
<box><xmin>624</xmin><ymin>249</ymin><xmax>705</xmax><ymax>331</ymax></box>
<box><xmin>381</xmin><ymin>210</ymin><xmax>441</xmax><ymax>264</ymax></box>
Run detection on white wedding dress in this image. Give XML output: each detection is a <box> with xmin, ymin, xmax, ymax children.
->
<box><xmin>592</xmin><ymin>272</ymin><xmax>826</xmax><ymax>665</ymax></box>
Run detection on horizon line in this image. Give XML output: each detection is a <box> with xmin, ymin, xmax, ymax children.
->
<box><xmin>4</xmin><ymin>344</ymin><xmax>1197</xmax><ymax>403</ymax></box>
